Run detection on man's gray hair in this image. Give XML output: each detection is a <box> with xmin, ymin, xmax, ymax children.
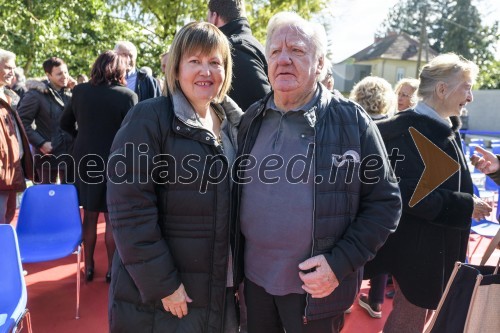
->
<box><xmin>0</xmin><ymin>49</ymin><xmax>16</xmax><ymax>64</ymax></box>
<box><xmin>265</xmin><ymin>12</ymin><xmax>327</xmax><ymax>60</ymax></box>
<box><xmin>319</xmin><ymin>58</ymin><xmax>333</xmax><ymax>82</ymax></box>
<box><xmin>14</xmin><ymin>67</ymin><xmax>26</xmax><ymax>84</ymax></box>
<box><xmin>114</xmin><ymin>41</ymin><xmax>138</xmax><ymax>60</ymax></box>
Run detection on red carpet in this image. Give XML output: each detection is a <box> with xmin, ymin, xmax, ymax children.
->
<box><xmin>16</xmin><ymin>217</ymin><xmax>498</xmax><ymax>333</ymax></box>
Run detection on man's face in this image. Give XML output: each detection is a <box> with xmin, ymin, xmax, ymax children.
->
<box><xmin>0</xmin><ymin>59</ymin><xmax>16</xmax><ymax>88</ymax></box>
<box><xmin>116</xmin><ymin>47</ymin><xmax>136</xmax><ymax>71</ymax></box>
<box><xmin>267</xmin><ymin>26</ymin><xmax>321</xmax><ymax>97</ymax></box>
<box><xmin>47</xmin><ymin>64</ymin><xmax>70</xmax><ymax>90</ymax></box>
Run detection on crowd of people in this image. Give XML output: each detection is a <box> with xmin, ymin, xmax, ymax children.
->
<box><xmin>1</xmin><ymin>0</ymin><xmax>499</xmax><ymax>332</ymax></box>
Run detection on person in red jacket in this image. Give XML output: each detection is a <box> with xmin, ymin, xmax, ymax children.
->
<box><xmin>0</xmin><ymin>49</ymin><xmax>34</xmax><ymax>224</ymax></box>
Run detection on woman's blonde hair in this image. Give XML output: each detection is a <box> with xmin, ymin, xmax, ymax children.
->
<box><xmin>418</xmin><ymin>53</ymin><xmax>478</xmax><ymax>100</ymax></box>
<box><xmin>165</xmin><ymin>22</ymin><xmax>232</xmax><ymax>103</ymax></box>
<box><xmin>350</xmin><ymin>76</ymin><xmax>396</xmax><ymax>116</ymax></box>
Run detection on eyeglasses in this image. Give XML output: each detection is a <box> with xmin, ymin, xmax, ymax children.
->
<box><xmin>398</xmin><ymin>92</ymin><xmax>411</xmax><ymax>98</ymax></box>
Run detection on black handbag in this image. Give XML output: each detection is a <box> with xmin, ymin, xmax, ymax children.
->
<box><xmin>424</xmin><ymin>259</ymin><xmax>500</xmax><ymax>333</ymax></box>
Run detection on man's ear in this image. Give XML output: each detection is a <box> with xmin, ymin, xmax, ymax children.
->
<box><xmin>209</xmin><ymin>11</ymin><xmax>221</xmax><ymax>27</ymax></box>
<box><xmin>316</xmin><ymin>56</ymin><xmax>325</xmax><ymax>75</ymax></box>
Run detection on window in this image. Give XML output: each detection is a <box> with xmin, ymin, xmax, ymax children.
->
<box><xmin>396</xmin><ymin>68</ymin><xmax>405</xmax><ymax>81</ymax></box>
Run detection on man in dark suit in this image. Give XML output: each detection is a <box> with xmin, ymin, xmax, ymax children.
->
<box><xmin>207</xmin><ymin>0</ymin><xmax>270</xmax><ymax>111</ymax></box>
<box><xmin>18</xmin><ymin>57</ymin><xmax>74</xmax><ymax>184</ymax></box>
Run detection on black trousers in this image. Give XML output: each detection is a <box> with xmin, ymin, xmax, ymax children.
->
<box><xmin>36</xmin><ymin>162</ymin><xmax>74</xmax><ymax>184</ymax></box>
<box><xmin>244</xmin><ymin>279</ymin><xmax>344</xmax><ymax>333</ymax></box>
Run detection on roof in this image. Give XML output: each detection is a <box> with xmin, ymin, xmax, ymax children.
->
<box><xmin>341</xmin><ymin>32</ymin><xmax>438</xmax><ymax>63</ymax></box>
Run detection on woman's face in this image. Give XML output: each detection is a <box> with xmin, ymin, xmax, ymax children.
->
<box><xmin>442</xmin><ymin>78</ymin><xmax>473</xmax><ymax>117</ymax></box>
<box><xmin>397</xmin><ymin>84</ymin><xmax>416</xmax><ymax>111</ymax></box>
<box><xmin>177</xmin><ymin>49</ymin><xmax>225</xmax><ymax>107</ymax></box>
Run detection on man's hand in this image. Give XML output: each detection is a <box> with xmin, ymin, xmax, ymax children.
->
<box><xmin>39</xmin><ymin>142</ymin><xmax>53</xmax><ymax>155</ymax></box>
<box><xmin>298</xmin><ymin>255</ymin><xmax>339</xmax><ymax>298</ymax></box>
<box><xmin>470</xmin><ymin>146</ymin><xmax>500</xmax><ymax>175</ymax></box>
<box><xmin>161</xmin><ymin>284</ymin><xmax>193</xmax><ymax>319</ymax></box>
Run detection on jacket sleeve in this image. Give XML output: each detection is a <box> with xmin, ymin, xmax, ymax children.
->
<box><xmin>60</xmin><ymin>97</ymin><xmax>77</xmax><ymax>137</ymax></box>
<box><xmin>325</xmin><ymin>122</ymin><xmax>402</xmax><ymax>282</ymax></box>
<box><xmin>397</xmin><ymin>178</ymin><xmax>473</xmax><ymax>229</ymax></box>
<box><xmin>144</xmin><ymin>75</ymin><xmax>161</xmax><ymax>100</ymax></box>
<box><xmin>388</xmin><ymin>134</ymin><xmax>474</xmax><ymax>228</ymax></box>
<box><xmin>106</xmin><ymin>100</ymin><xmax>181</xmax><ymax>303</ymax></box>
<box><xmin>487</xmin><ymin>155</ymin><xmax>500</xmax><ymax>185</ymax></box>
<box><xmin>17</xmin><ymin>91</ymin><xmax>47</xmax><ymax>148</ymax></box>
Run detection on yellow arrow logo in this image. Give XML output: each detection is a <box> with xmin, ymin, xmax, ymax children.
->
<box><xmin>408</xmin><ymin>127</ymin><xmax>460</xmax><ymax>207</ymax></box>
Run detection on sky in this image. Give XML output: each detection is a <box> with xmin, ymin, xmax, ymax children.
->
<box><xmin>323</xmin><ymin>0</ymin><xmax>500</xmax><ymax>63</ymax></box>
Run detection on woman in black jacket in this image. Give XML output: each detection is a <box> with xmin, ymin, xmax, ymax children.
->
<box><xmin>60</xmin><ymin>51</ymin><xmax>138</xmax><ymax>282</ymax></box>
<box><xmin>349</xmin><ymin>76</ymin><xmax>396</xmax><ymax>319</ymax></box>
<box><xmin>365</xmin><ymin>53</ymin><xmax>492</xmax><ymax>333</ymax></box>
<box><xmin>106</xmin><ymin>22</ymin><xmax>242</xmax><ymax>333</ymax></box>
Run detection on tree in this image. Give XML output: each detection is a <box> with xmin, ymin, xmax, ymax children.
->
<box><xmin>0</xmin><ymin>0</ymin><xmax>143</xmax><ymax>77</ymax></box>
<box><xmin>246</xmin><ymin>0</ymin><xmax>326</xmax><ymax>42</ymax></box>
<box><xmin>0</xmin><ymin>0</ymin><xmax>327</xmax><ymax>79</ymax></box>
<box><xmin>379</xmin><ymin>0</ymin><xmax>499</xmax><ymax>89</ymax></box>
<box><xmin>477</xmin><ymin>59</ymin><xmax>500</xmax><ymax>89</ymax></box>
<box><xmin>108</xmin><ymin>0</ymin><xmax>328</xmax><ymax>68</ymax></box>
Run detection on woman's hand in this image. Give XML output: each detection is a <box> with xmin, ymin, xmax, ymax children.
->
<box><xmin>161</xmin><ymin>284</ymin><xmax>193</xmax><ymax>319</ymax></box>
<box><xmin>472</xmin><ymin>195</ymin><xmax>492</xmax><ymax>221</ymax></box>
<box><xmin>470</xmin><ymin>146</ymin><xmax>500</xmax><ymax>175</ymax></box>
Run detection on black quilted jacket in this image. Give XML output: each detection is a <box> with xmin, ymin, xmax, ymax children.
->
<box><xmin>233</xmin><ymin>88</ymin><xmax>402</xmax><ymax>321</ymax></box>
<box><xmin>107</xmin><ymin>94</ymin><xmax>242</xmax><ymax>333</ymax></box>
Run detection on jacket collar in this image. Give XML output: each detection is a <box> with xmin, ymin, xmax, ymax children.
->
<box><xmin>45</xmin><ymin>81</ymin><xmax>67</xmax><ymax>107</ymax></box>
<box><xmin>2</xmin><ymin>88</ymin><xmax>20</xmax><ymax>108</ymax></box>
<box><xmin>414</xmin><ymin>101</ymin><xmax>451</xmax><ymax>127</ymax></box>
<box><xmin>252</xmin><ymin>83</ymin><xmax>335</xmax><ymax>128</ymax></box>
<box><xmin>171</xmin><ymin>91</ymin><xmax>242</xmax><ymax>129</ymax></box>
<box><xmin>219</xmin><ymin>18</ymin><xmax>252</xmax><ymax>38</ymax></box>
<box><xmin>377</xmin><ymin>110</ymin><xmax>462</xmax><ymax>142</ymax></box>
<box><xmin>25</xmin><ymin>79</ymin><xmax>69</xmax><ymax>107</ymax></box>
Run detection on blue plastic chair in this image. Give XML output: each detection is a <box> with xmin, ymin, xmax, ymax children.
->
<box><xmin>492</xmin><ymin>144</ymin><xmax>500</xmax><ymax>155</ymax></box>
<box><xmin>470</xmin><ymin>137</ymin><xmax>485</xmax><ymax>147</ymax></box>
<box><xmin>0</xmin><ymin>225</ymin><xmax>32</xmax><ymax>333</ymax></box>
<box><xmin>16</xmin><ymin>184</ymin><xmax>83</xmax><ymax>319</ymax></box>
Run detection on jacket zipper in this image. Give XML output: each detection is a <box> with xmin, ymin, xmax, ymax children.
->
<box><xmin>303</xmin><ymin>125</ymin><xmax>317</xmax><ymax>325</ymax></box>
<box><xmin>233</xmin><ymin>105</ymin><xmax>264</xmax><ymax>284</ymax></box>
<box><xmin>450</xmin><ymin>135</ymin><xmax>462</xmax><ymax>192</ymax></box>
